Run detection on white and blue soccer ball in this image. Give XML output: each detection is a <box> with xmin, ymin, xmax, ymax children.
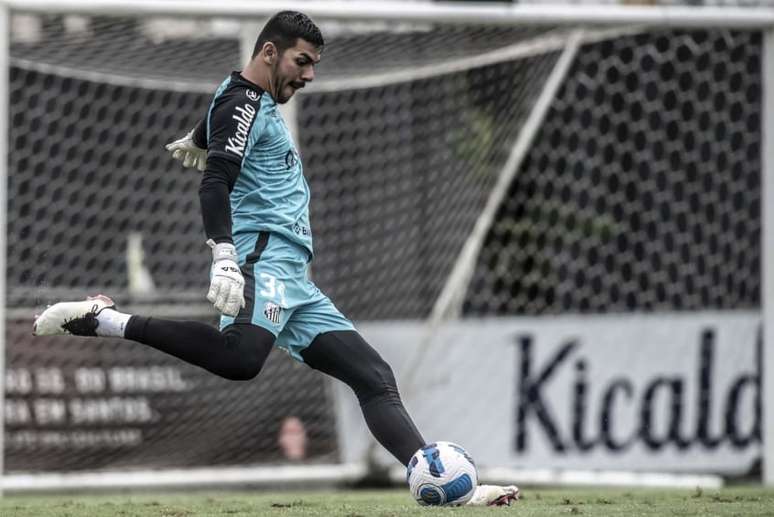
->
<box><xmin>406</xmin><ymin>441</ymin><xmax>478</xmax><ymax>506</ymax></box>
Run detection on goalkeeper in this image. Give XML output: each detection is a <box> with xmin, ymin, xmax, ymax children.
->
<box><xmin>33</xmin><ymin>10</ymin><xmax>517</xmax><ymax>506</ymax></box>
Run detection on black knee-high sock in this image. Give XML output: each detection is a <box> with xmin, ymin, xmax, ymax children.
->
<box><xmin>124</xmin><ymin>317</ymin><xmax>275</xmax><ymax>381</ymax></box>
<box><xmin>301</xmin><ymin>330</ymin><xmax>425</xmax><ymax>465</ymax></box>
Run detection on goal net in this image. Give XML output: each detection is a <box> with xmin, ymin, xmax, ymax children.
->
<box><xmin>1</xmin><ymin>1</ymin><xmax>771</xmax><ymax>489</ymax></box>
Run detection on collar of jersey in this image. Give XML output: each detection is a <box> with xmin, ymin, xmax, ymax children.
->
<box><xmin>231</xmin><ymin>71</ymin><xmax>265</xmax><ymax>94</ymax></box>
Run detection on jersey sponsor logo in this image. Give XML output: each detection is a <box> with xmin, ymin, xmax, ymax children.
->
<box><xmin>263</xmin><ymin>302</ymin><xmax>282</xmax><ymax>325</ymax></box>
<box><xmin>246</xmin><ymin>89</ymin><xmax>259</xmax><ymax>101</ymax></box>
<box><xmin>293</xmin><ymin>223</ymin><xmax>310</xmax><ymax>237</ymax></box>
<box><xmin>225</xmin><ymin>103</ymin><xmax>257</xmax><ymax>158</ymax></box>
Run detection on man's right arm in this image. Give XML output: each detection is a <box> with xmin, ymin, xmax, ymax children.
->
<box><xmin>198</xmin><ymin>88</ymin><xmax>263</xmax><ymax>244</ymax></box>
<box><xmin>200</xmin><ymin>154</ymin><xmax>243</xmax><ymax>316</ymax></box>
<box><xmin>165</xmin><ymin>114</ymin><xmax>234</xmax><ymax>239</ymax></box>
<box><xmin>199</xmin><ymin>156</ymin><xmax>239</xmax><ymax>244</ymax></box>
<box><xmin>197</xmin><ymin>88</ymin><xmax>263</xmax><ymax>316</ymax></box>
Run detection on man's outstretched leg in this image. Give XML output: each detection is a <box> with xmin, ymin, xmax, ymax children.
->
<box><xmin>300</xmin><ymin>331</ymin><xmax>519</xmax><ymax>506</ymax></box>
<box><xmin>33</xmin><ymin>295</ymin><xmax>275</xmax><ymax>380</ymax></box>
<box><xmin>300</xmin><ymin>330</ymin><xmax>425</xmax><ymax>465</ymax></box>
<box><xmin>35</xmin><ymin>299</ymin><xmax>518</xmax><ymax>505</ymax></box>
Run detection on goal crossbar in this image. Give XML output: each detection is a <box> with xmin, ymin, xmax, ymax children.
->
<box><xmin>2</xmin><ymin>1</ymin><xmax>774</xmax><ymax>29</ymax></box>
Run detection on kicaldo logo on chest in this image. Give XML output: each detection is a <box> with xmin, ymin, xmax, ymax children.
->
<box><xmin>225</xmin><ymin>103</ymin><xmax>257</xmax><ymax>157</ymax></box>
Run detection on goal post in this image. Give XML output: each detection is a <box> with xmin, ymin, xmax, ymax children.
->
<box><xmin>0</xmin><ymin>1</ymin><xmax>8</xmax><ymax>498</ymax></box>
<box><xmin>762</xmin><ymin>26</ymin><xmax>774</xmax><ymax>488</ymax></box>
<box><xmin>0</xmin><ymin>0</ymin><xmax>772</xmax><ymax>491</ymax></box>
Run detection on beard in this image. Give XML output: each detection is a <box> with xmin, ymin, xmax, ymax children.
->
<box><xmin>276</xmin><ymin>89</ymin><xmax>291</xmax><ymax>104</ymax></box>
<box><xmin>271</xmin><ymin>61</ymin><xmax>291</xmax><ymax>104</ymax></box>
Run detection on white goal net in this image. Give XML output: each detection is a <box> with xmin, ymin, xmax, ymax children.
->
<box><xmin>1</xmin><ymin>0</ymin><xmax>773</xmax><ymax>489</ymax></box>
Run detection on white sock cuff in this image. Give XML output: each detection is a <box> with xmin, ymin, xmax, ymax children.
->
<box><xmin>96</xmin><ymin>309</ymin><xmax>132</xmax><ymax>338</ymax></box>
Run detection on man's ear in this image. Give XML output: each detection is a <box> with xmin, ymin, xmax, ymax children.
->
<box><xmin>262</xmin><ymin>42</ymin><xmax>277</xmax><ymax>64</ymax></box>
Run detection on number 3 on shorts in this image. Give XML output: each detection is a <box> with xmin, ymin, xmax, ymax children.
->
<box><xmin>259</xmin><ymin>272</ymin><xmax>287</xmax><ymax>307</ymax></box>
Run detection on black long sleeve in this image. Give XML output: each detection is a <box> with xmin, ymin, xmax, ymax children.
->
<box><xmin>196</xmin><ymin>73</ymin><xmax>264</xmax><ymax>245</ymax></box>
<box><xmin>198</xmin><ymin>155</ymin><xmax>240</xmax><ymax>244</ymax></box>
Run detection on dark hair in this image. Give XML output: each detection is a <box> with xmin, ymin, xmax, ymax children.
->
<box><xmin>252</xmin><ymin>11</ymin><xmax>324</xmax><ymax>58</ymax></box>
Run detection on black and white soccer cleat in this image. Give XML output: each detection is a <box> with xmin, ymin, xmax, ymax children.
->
<box><xmin>33</xmin><ymin>295</ymin><xmax>116</xmax><ymax>337</ymax></box>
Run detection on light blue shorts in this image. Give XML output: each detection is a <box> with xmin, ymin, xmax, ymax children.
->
<box><xmin>219</xmin><ymin>231</ymin><xmax>355</xmax><ymax>361</ymax></box>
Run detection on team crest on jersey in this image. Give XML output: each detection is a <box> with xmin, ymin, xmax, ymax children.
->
<box><xmin>264</xmin><ymin>302</ymin><xmax>282</xmax><ymax>325</ymax></box>
<box><xmin>246</xmin><ymin>89</ymin><xmax>259</xmax><ymax>101</ymax></box>
<box><xmin>285</xmin><ymin>149</ymin><xmax>298</xmax><ymax>168</ymax></box>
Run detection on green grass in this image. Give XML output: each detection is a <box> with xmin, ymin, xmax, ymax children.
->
<box><xmin>2</xmin><ymin>487</ymin><xmax>774</xmax><ymax>516</ymax></box>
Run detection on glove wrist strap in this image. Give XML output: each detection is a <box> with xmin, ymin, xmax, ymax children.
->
<box><xmin>206</xmin><ymin>239</ymin><xmax>238</xmax><ymax>263</ymax></box>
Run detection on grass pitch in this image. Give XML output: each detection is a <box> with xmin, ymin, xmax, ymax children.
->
<box><xmin>3</xmin><ymin>486</ymin><xmax>774</xmax><ymax>516</ymax></box>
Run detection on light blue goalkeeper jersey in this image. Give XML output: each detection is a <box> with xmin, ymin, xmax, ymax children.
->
<box><xmin>206</xmin><ymin>72</ymin><xmax>313</xmax><ymax>257</ymax></box>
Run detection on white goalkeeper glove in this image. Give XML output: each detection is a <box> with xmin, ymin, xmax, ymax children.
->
<box><xmin>166</xmin><ymin>129</ymin><xmax>207</xmax><ymax>172</ymax></box>
<box><xmin>206</xmin><ymin>239</ymin><xmax>245</xmax><ymax>317</ymax></box>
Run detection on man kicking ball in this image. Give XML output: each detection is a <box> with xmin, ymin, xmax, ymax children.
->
<box><xmin>34</xmin><ymin>10</ymin><xmax>518</xmax><ymax>507</ymax></box>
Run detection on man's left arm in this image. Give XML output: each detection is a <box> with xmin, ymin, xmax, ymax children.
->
<box><xmin>166</xmin><ymin>118</ymin><xmax>208</xmax><ymax>171</ymax></box>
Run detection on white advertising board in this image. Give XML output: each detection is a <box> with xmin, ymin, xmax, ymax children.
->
<box><xmin>338</xmin><ymin>312</ymin><xmax>760</xmax><ymax>474</ymax></box>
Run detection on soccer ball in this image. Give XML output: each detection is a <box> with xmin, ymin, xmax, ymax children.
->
<box><xmin>406</xmin><ymin>441</ymin><xmax>478</xmax><ymax>506</ymax></box>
